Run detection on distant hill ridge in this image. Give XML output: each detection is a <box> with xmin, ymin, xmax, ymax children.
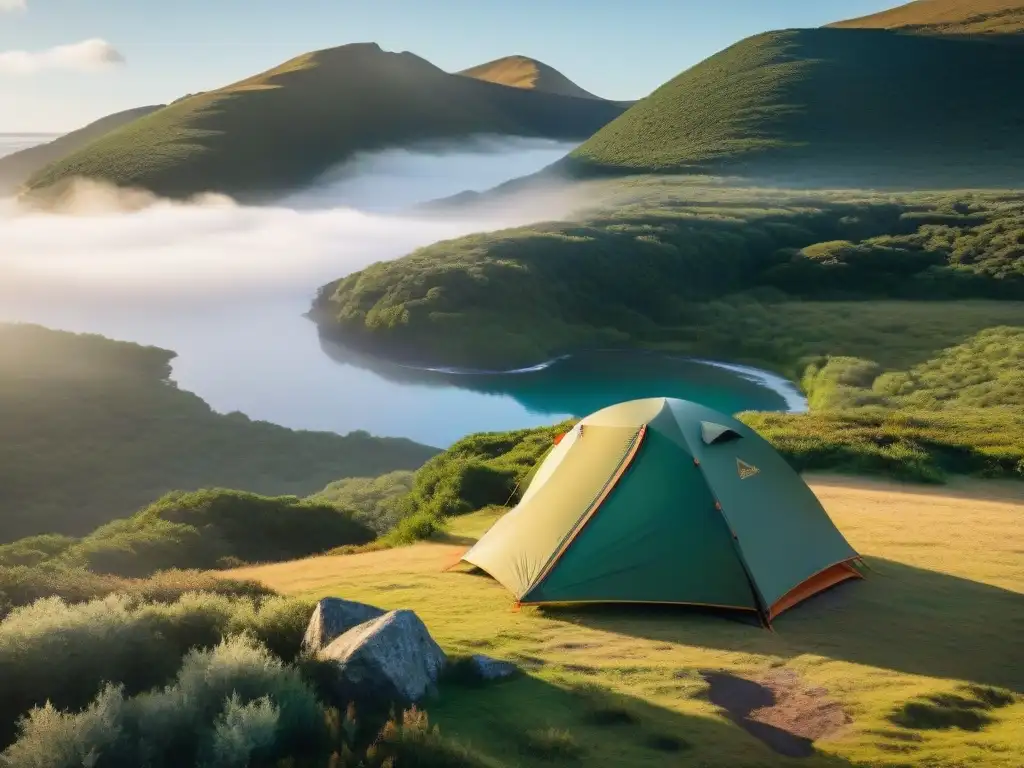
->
<box><xmin>558</xmin><ymin>25</ymin><xmax>1024</xmax><ymax>187</ymax></box>
<box><xmin>458</xmin><ymin>55</ymin><xmax>604</xmax><ymax>99</ymax></box>
<box><xmin>23</xmin><ymin>42</ymin><xmax>625</xmax><ymax>200</ymax></box>
<box><xmin>828</xmin><ymin>0</ymin><xmax>1024</xmax><ymax>35</ymax></box>
<box><xmin>0</xmin><ymin>105</ymin><xmax>163</xmax><ymax>194</ymax></box>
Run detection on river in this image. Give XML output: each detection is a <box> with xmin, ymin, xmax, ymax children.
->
<box><xmin>0</xmin><ymin>134</ymin><xmax>804</xmax><ymax>447</ymax></box>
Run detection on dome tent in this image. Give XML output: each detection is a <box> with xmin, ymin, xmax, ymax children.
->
<box><xmin>460</xmin><ymin>397</ymin><xmax>863</xmax><ymax>625</ymax></box>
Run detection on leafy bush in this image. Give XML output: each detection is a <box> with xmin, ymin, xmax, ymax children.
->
<box><xmin>311</xmin><ymin>471</ymin><xmax>415</xmax><ymax>534</ymax></box>
<box><xmin>65</xmin><ymin>489</ymin><xmax>376</xmax><ymax>577</ymax></box>
<box><xmin>2</xmin><ymin>636</ymin><xmax>495</xmax><ymax>767</ymax></box>
<box><xmin>0</xmin><ymin>635</ymin><xmax>324</xmax><ymax>767</ymax></box>
<box><xmin>0</xmin><ymin>592</ymin><xmax>313</xmax><ymax>748</ymax></box>
<box><xmin>0</xmin><ymin>565</ymin><xmax>273</xmax><ymax>620</ymax></box>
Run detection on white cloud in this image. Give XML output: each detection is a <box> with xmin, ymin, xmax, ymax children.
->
<box><xmin>0</xmin><ymin>0</ymin><xmax>27</xmax><ymax>13</ymax></box>
<box><xmin>0</xmin><ymin>39</ymin><xmax>125</xmax><ymax>75</ymax></box>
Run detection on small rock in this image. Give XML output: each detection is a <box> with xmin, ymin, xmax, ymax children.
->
<box><xmin>469</xmin><ymin>654</ymin><xmax>518</xmax><ymax>680</ymax></box>
<box><xmin>301</xmin><ymin>597</ymin><xmax>385</xmax><ymax>655</ymax></box>
<box><xmin>318</xmin><ymin>609</ymin><xmax>447</xmax><ymax>704</ymax></box>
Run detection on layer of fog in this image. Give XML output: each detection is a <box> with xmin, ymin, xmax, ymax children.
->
<box><xmin>0</xmin><ymin>138</ymin><xmax>578</xmax><ymax>307</ymax></box>
<box><xmin>0</xmin><ymin>138</ymin><xmax>590</xmax><ymax>443</ymax></box>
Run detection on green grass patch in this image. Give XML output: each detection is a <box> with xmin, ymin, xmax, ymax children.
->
<box><xmin>518</xmin><ymin>726</ymin><xmax>584</xmax><ymax>761</ymax></box>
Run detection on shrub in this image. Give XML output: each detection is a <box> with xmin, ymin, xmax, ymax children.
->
<box><xmin>2</xmin><ymin>641</ymin><xmax>494</xmax><ymax>767</ymax></box>
<box><xmin>53</xmin><ymin>489</ymin><xmax>377</xmax><ymax>578</ymax></box>
<box><xmin>0</xmin><ymin>592</ymin><xmax>313</xmax><ymax>748</ymax></box>
<box><xmin>0</xmin><ymin>565</ymin><xmax>274</xmax><ymax>620</ymax></box>
<box><xmin>0</xmin><ymin>635</ymin><xmax>325</xmax><ymax>768</ymax></box>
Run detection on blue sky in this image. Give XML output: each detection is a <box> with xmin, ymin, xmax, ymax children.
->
<box><xmin>1</xmin><ymin>0</ymin><xmax>899</xmax><ymax>132</ymax></box>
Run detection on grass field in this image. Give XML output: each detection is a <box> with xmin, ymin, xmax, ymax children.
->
<box><xmin>226</xmin><ymin>475</ymin><xmax>1024</xmax><ymax>767</ymax></box>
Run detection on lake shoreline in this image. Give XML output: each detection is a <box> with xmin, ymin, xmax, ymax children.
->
<box><xmin>313</xmin><ymin>320</ymin><xmax>809</xmax><ymax>415</ymax></box>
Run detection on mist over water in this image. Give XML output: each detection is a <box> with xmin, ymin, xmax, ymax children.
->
<box><xmin>0</xmin><ymin>136</ymin><xmax>798</xmax><ymax>446</ymax></box>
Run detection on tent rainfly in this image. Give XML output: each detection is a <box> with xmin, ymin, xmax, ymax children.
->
<box><xmin>459</xmin><ymin>397</ymin><xmax>863</xmax><ymax>625</ymax></box>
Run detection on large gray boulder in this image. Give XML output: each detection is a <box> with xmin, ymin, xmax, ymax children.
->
<box><xmin>301</xmin><ymin>597</ymin><xmax>386</xmax><ymax>655</ymax></box>
<box><xmin>318</xmin><ymin>609</ymin><xmax>447</xmax><ymax>704</ymax></box>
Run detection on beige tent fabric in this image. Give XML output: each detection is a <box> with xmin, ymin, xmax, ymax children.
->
<box><xmin>462</xmin><ymin>424</ymin><xmax>642</xmax><ymax>598</ymax></box>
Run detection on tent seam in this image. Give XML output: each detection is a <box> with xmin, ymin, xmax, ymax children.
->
<box><xmin>524</xmin><ymin>425</ymin><xmax>647</xmax><ymax>597</ymax></box>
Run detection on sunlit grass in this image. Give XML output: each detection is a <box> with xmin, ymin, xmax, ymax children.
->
<box><xmin>226</xmin><ymin>476</ymin><xmax>1024</xmax><ymax>767</ymax></box>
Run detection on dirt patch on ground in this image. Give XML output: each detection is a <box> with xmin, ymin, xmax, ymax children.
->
<box><xmin>702</xmin><ymin>669</ymin><xmax>851</xmax><ymax>757</ymax></box>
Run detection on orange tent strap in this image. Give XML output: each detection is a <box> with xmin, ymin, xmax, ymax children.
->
<box><xmin>769</xmin><ymin>560</ymin><xmax>863</xmax><ymax>619</ymax></box>
<box><xmin>440</xmin><ymin>547</ymin><xmax>472</xmax><ymax>572</ymax></box>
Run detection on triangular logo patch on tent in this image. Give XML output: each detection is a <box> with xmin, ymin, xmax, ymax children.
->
<box><xmin>736</xmin><ymin>458</ymin><xmax>760</xmax><ymax>480</ymax></box>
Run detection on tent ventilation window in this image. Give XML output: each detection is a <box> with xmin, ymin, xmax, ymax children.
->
<box><xmin>700</xmin><ymin>421</ymin><xmax>743</xmax><ymax>446</ymax></box>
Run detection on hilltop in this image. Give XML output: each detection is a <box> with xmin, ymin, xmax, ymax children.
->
<box><xmin>558</xmin><ymin>27</ymin><xmax>1024</xmax><ymax>187</ymax></box>
<box><xmin>0</xmin><ymin>323</ymin><xmax>437</xmax><ymax>542</ymax></box>
<box><xmin>0</xmin><ymin>105</ymin><xmax>162</xmax><ymax>195</ymax></box>
<box><xmin>24</xmin><ymin>42</ymin><xmax>625</xmax><ymax>200</ymax></box>
<box><xmin>829</xmin><ymin>0</ymin><xmax>1024</xmax><ymax>34</ymax></box>
<box><xmin>459</xmin><ymin>55</ymin><xmax>603</xmax><ymax>99</ymax></box>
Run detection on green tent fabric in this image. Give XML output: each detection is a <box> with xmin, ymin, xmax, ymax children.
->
<box><xmin>461</xmin><ymin>397</ymin><xmax>863</xmax><ymax>622</ymax></box>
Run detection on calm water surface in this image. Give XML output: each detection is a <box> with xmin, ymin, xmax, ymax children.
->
<box><xmin>0</xmin><ymin>136</ymin><xmax>804</xmax><ymax>447</ymax></box>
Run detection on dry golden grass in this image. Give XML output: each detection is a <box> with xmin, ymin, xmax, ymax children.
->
<box><xmin>226</xmin><ymin>476</ymin><xmax>1024</xmax><ymax>766</ymax></box>
<box><xmin>829</xmin><ymin>0</ymin><xmax>1024</xmax><ymax>34</ymax></box>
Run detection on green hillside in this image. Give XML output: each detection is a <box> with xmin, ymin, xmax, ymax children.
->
<box><xmin>0</xmin><ymin>324</ymin><xmax>437</xmax><ymax>542</ymax></box>
<box><xmin>558</xmin><ymin>27</ymin><xmax>1024</xmax><ymax>187</ymax></box>
<box><xmin>829</xmin><ymin>0</ymin><xmax>1024</xmax><ymax>34</ymax></box>
<box><xmin>312</xmin><ymin>179</ymin><xmax>1024</xmax><ymax>371</ymax></box>
<box><xmin>0</xmin><ymin>106</ymin><xmax>162</xmax><ymax>195</ymax></box>
<box><xmin>24</xmin><ymin>43</ymin><xmax>625</xmax><ymax>200</ymax></box>
<box><xmin>0</xmin><ymin>489</ymin><xmax>376</xmax><ymax>578</ymax></box>
<box><xmin>459</xmin><ymin>55</ymin><xmax>603</xmax><ymax>99</ymax></box>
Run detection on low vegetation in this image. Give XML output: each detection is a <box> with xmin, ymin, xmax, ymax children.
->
<box><xmin>0</xmin><ymin>489</ymin><xmax>376</xmax><ymax>579</ymax></box>
<box><xmin>314</xmin><ymin>181</ymin><xmax>1023</xmax><ymax>371</ymax></box>
<box><xmin>560</xmin><ymin>27</ymin><xmax>1024</xmax><ymax>185</ymax></box>
<box><xmin>0</xmin><ymin>324</ymin><xmax>437</xmax><ymax>542</ymax></box>
<box><xmin>24</xmin><ymin>43</ymin><xmax>624</xmax><ymax>200</ymax></box>
<box><xmin>0</xmin><ymin>596</ymin><xmax>493</xmax><ymax>766</ymax></box>
<box><xmin>310</xmin><ymin>471</ymin><xmax>416</xmax><ymax>535</ymax></box>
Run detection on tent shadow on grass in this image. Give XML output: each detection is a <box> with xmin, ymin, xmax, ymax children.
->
<box><xmin>430</xmin><ymin>670</ymin><xmax>862</xmax><ymax>767</ymax></box>
<box><xmin>538</xmin><ymin>557</ymin><xmax>1023</xmax><ymax>693</ymax></box>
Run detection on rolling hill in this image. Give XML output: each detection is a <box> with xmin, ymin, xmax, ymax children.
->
<box><xmin>312</xmin><ymin>179</ymin><xmax>1024</xmax><ymax>371</ymax></box>
<box><xmin>458</xmin><ymin>55</ymin><xmax>603</xmax><ymax>99</ymax></box>
<box><xmin>829</xmin><ymin>0</ymin><xmax>1024</xmax><ymax>34</ymax></box>
<box><xmin>0</xmin><ymin>105</ymin><xmax>163</xmax><ymax>195</ymax></box>
<box><xmin>557</xmin><ymin>27</ymin><xmax>1024</xmax><ymax>187</ymax></box>
<box><xmin>0</xmin><ymin>323</ymin><xmax>437</xmax><ymax>542</ymax></box>
<box><xmin>23</xmin><ymin>43</ymin><xmax>626</xmax><ymax>200</ymax></box>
